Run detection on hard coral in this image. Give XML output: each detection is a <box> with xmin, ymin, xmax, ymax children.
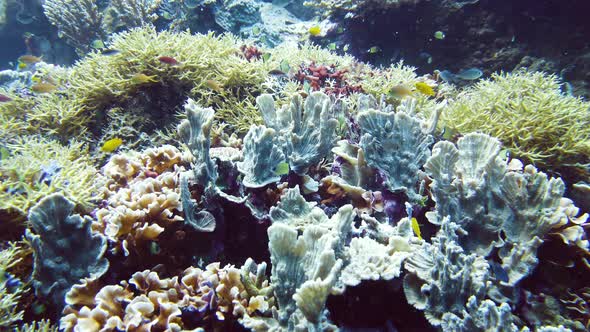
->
<box><xmin>0</xmin><ymin>137</ymin><xmax>101</xmax><ymax>224</ymax></box>
<box><xmin>441</xmin><ymin>70</ymin><xmax>590</xmax><ymax>181</ymax></box>
<box><xmin>61</xmin><ymin>262</ymin><xmax>273</xmax><ymax>331</ymax></box>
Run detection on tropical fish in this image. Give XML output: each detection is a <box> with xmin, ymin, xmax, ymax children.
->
<box><xmin>438</xmin><ymin>70</ymin><xmax>456</xmax><ymax>83</ymax></box>
<box><xmin>101</xmin><ymin>49</ymin><xmax>121</xmax><ymax>56</ymax></box>
<box><xmin>205</xmin><ymin>79</ymin><xmax>224</xmax><ymax>93</ymax></box>
<box><xmin>489</xmin><ymin>261</ymin><xmax>509</xmax><ymax>282</ymax></box>
<box><xmin>274</xmin><ymin>162</ymin><xmax>290</xmax><ymax>176</ymax></box>
<box><xmin>327</xmin><ymin>42</ymin><xmax>337</xmax><ymax>51</ymax></box>
<box><xmin>18</xmin><ymin>54</ymin><xmax>42</xmax><ymax>64</ymax></box>
<box><xmin>150</xmin><ymin>241</ymin><xmax>161</xmax><ymax>255</ymax></box>
<box><xmin>279</xmin><ymin>59</ymin><xmax>290</xmax><ymax>73</ymax></box>
<box><xmin>411</xmin><ymin>217</ymin><xmax>422</xmax><ymax>240</ymax></box>
<box><xmin>415</xmin><ymin>82</ymin><xmax>435</xmax><ymax>96</ymax></box>
<box><xmin>367</xmin><ymin>46</ymin><xmax>382</xmax><ymax>54</ymax></box>
<box><xmin>343</xmin><ymin>44</ymin><xmax>350</xmax><ymax>52</ymax></box>
<box><xmin>91</xmin><ymin>39</ymin><xmax>105</xmax><ymax>49</ymax></box>
<box><xmin>388</xmin><ymin>84</ymin><xmax>413</xmax><ymax>99</ymax></box>
<box><xmin>434</xmin><ymin>31</ymin><xmax>446</xmax><ymax>40</ymax></box>
<box><xmin>419</xmin><ymin>51</ymin><xmax>433</xmax><ymax>64</ymax></box>
<box><xmin>455</xmin><ymin>68</ymin><xmax>483</xmax><ymax>80</ymax></box>
<box><xmin>31</xmin><ymin>82</ymin><xmax>57</xmax><ymax>93</ymax></box>
<box><xmin>268</xmin><ymin>69</ymin><xmax>287</xmax><ymax>76</ymax></box>
<box><xmin>130</xmin><ymin>73</ymin><xmax>158</xmax><ymax>84</ymax></box>
<box><xmin>101</xmin><ymin>138</ymin><xmax>123</xmax><ymax>152</ymax></box>
<box><xmin>0</xmin><ymin>94</ymin><xmax>12</xmax><ymax>102</ymax></box>
<box><xmin>17</xmin><ymin>62</ymin><xmax>28</xmax><ymax>70</ymax></box>
<box><xmin>0</xmin><ymin>146</ymin><xmax>10</xmax><ymax>160</ymax></box>
<box><xmin>252</xmin><ymin>26</ymin><xmax>261</xmax><ymax>36</ymax></box>
<box><xmin>309</xmin><ymin>25</ymin><xmax>321</xmax><ymax>36</ymax></box>
<box><xmin>442</xmin><ymin>127</ymin><xmax>459</xmax><ymax>141</ymax></box>
<box><xmin>158</xmin><ymin>56</ymin><xmax>179</xmax><ymax>65</ymax></box>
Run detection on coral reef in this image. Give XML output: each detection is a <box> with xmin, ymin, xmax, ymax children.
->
<box><xmin>1</xmin><ymin>8</ymin><xmax>588</xmax><ymax>331</ymax></box>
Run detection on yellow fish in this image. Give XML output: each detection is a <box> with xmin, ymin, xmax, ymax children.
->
<box><xmin>411</xmin><ymin>217</ymin><xmax>422</xmax><ymax>240</ymax></box>
<box><xmin>31</xmin><ymin>82</ymin><xmax>57</xmax><ymax>93</ymax></box>
<box><xmin>309</xmin><ymin>25</ymin><xmax>321</xmax><ymax>36</ymax></box>
<box><xmin>101</xmin><ymin>138</ymin><xmax>123</xmax><ymax>152</ymax></box>
<box><xmin>388</xmin><ymin>84</ymin><xmax>413</xmax><ymax>99</ymax></box>
<box><xmin>205</xmin><ymin>79</ymin><xmax>224</xmax><ymax>93</ymax></box>
<box><xmin>274</xmin><ymin>162</ymin><xmax>289</xmax><ymax>176</ymax></box>
<box><xmin>18</xmin><ymin>55</ymin><xmax>42</xmax><ymax>64</ymax></box>
<box><xmin>415</xmin><ymin>82</ymin><xmax>435</xmax><ymax>96</ymax></box>
<box><xmin>130</xmin><ymin>73</ymin><xmax>158</xmax><ymax>84</ymax></box>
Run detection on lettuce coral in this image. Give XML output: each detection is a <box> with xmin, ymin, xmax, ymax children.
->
<box><xmin>425</xmin><ymin>133</ymin><xmax>589</xmax><ymax>284</ymax></box>
<box><xmin>357</xmin><ymin>96</ymin><xmax>434</xmax><ymax>202</ymax></box>
<box><xmin>26</xmin><ymin>194</ymin><xmax>109</xmax><ymax>306</ymax></box>
<box><xmin>257</xmin><ymin>91</ymin><xmax>340</xmax><ymax>175</ymax></box>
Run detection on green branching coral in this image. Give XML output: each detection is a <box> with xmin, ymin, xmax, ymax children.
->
<box><xmin>56</xmin><ymin>26</ymin><xmax>267</xmax><ymax>136</ymax></box>
<box><xmin>441</xmin><ymin>70</ymin><xmax>590</xmax><ymax>179</ymax></box>
<box><xmin>0</xmin><ymin>137</ymin><xmax>101</xmax><ymax>223</ymax></box>
<box><xmin>0</xmin><ymin>242</ymin><xmax>26</xmax><ymax>328</ymax></box>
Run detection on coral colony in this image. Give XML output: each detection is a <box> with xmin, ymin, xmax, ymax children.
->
<box><xmin>0</xmin><ymin>0</ymin><xmax>589</xmax><ymax>331</ymax></box>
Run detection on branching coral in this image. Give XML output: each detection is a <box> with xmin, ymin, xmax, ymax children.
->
<box><xmin>0</xmin><ymin>242</ymin><xmax>26</xmax><ymax>328</ymax></box>
<box><xmin>0</xmin><ymin>136</ymin><xmax>101</xmax><ymax>223</ymax></box>
<box><xmin>441</xmin><ymin>70</ymin><xmax>590</xmax><ymax>179</ymax></box>
<box><xmin>43</xmin><ymin>0</ymin><xmax>105</xmax><ymax>54</ymax></box>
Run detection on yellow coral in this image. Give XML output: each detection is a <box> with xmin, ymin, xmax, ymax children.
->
<box><xmin>441</xmin><ymin>70</ymin><xmax>590</xmax><ymax>179</ymax></box>
<box><xmin>0</xmin><ymin>137</ymin><xmax>102</xmax><ymax>222</ymax></box>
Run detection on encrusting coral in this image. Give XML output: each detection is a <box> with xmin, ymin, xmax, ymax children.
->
<box><xmin>61</xmin><ymin>261</ymin><xmax>274</xmax><ymax>331</ymax></box>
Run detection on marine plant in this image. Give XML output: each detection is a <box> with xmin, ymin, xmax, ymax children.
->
<box><xmin>441</xmin><ymin>70</ymin><xmax>590</xmax><ymax>181</ymax></box>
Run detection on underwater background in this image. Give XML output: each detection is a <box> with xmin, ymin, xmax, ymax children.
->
<box><xmin>0</xmin><ymin>0</ymin><xmax>589</xmax><ymax>331</ymax></box>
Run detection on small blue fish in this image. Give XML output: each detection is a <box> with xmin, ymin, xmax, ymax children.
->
<box><xmin>489</xmin><ymin>261</ymin><xmax>509</xmax><ymax>282</ymax></box>
<box><xmin>456</xmin><ymin>68</ymin><xmax>483</xmax><ymax>80</ymax></box>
